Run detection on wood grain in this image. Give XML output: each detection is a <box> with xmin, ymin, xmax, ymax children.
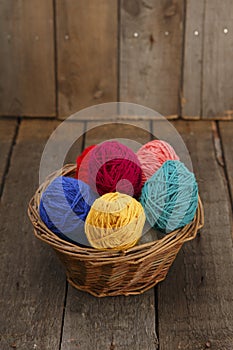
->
<box><xmin>202</xmin><ymin>0</ymin><xmax>233</xmax><ymax>119</ymax></box>
<box><xmin>85</xmin><ymin>121</ymin><xmax>151</xmax><ymax>150</ymax></box>
<box><xmin>61</xmin><ymin>288</ymin><xmax>157</xmax><ymax>350</ymax></box>
<box><xmin>219</xmin><ymin>121</ymin><xmax>233</xmax><ymax>203</ymax></box>
<box><xmin>0</xmin><ymin>120</ymin><xmax>66</xmax><ymax>349</ymax></box>
<box><xmin>120</xmin><ymin>0</ymin><xmax>184</xmax><ymax>118</ymax></box>
<box><xmin>182</xmin><ymin>0</ymin><xmax>205</xmax><ymax>119</ymax></box>
<box><xmin>155</xmin><ymin>121</ymin><xmax>233</xmax><ymax>350</ymax></box>
<box><xmin>0</xmin><ymin>119</ymin><xmax>17</xmax><ymax>188</ymax></box>
<box><xmin>0</xmin><ymin>1</ymin><xmax>55</xmax><ymax>117</ymax></box>
<box><xmin>56</xmin><ymin>0</ymin><xmax>118</xmax><ymax>118</ymax></box>
<box><xmin>61</xmin><ymin>121</ymin><xmax>158</xmax><ymax>350</ymax></box>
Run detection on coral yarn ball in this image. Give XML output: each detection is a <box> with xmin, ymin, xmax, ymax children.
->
<box><xmin>39</xmin><ymin>176</ymin><xmax>97</xmax><ymax>245</ymax></box>
<box><xmin>75</xmin><ymin>144</ymin><xmax>96</xmax><ymax>183</ymax></box>
<box><xmin>137</xmin><ymin>140</ymin><xmax>179</xmax><ymax>183</ymax></box>
<box><xmin>140</xmin><ymin>160</ymin><xmax>198</xmax><ymax>233</ymax></box>
<box><xmin>85</xmin><ymin>192</ymin><xmax>146</xmax><ymax>250</ymax></box>
<box><xmin>88</xmin><ymin>140</ymin><xmax>143</xmax><ymax>198</ymax></box>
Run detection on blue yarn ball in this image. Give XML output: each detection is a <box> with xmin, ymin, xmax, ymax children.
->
<box><xmin>140</xmin><ymin>160</ymin><xmax>198</xmax><ymax>233</ymax></box>
<box><xmin>39</xmin><ymin>176</ymin><xmax>98</xmax><ymax>245</ymax></box>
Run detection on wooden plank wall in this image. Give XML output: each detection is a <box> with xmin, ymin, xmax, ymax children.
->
<box><xmin>202</xmin><ymin>0</ymin><xmax>233</xmax><ymax>119</ymax></box>
<box><xmin>120</xmin><ymin>0</ymin><xmax>184</xmax><ymax>118</ymax></box>
<box><xmin>56</xmin><ymin>0</ymin><xmax>118</xmax><ymax>117</ymax></box>
<box><xmin>183</xmin><ymin>0</ymin><xmax>233</xmax><ymax>119</ymax></box>
<box><xmin>0</xmin><ymin>0</ymin><xmax>55</xmax><ymax>117</ymax></box>
<box><xmin>182</xmin><ymin>0</ymin><xmax>204</xmax><ymax>119</ymax></box>
<box><xmin>0</xmin><ymin>0</ymin><xmax>232</xmax><ymax>119</ymax></box>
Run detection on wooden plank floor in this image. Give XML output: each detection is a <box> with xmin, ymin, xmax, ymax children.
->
<box><xmin>0</xmin><ymin>118</ymin><xmax>232</xmax><ymax>350</ymax></box>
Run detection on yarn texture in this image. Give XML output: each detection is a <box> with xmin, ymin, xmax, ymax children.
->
<box><xmin>40</xmin><ymin>176</ymin><xmax>98</xmax><ymax>245</ymax></box>
<box><xmin>137</xmin><ymin>140</ymin><xmax>179</xmax><ymax>183</ymax></box>
<box><xmin>85</xmin><ymin>192</ymin><xmax>146</xmax><ymax>250</ymax></box>
<box><xmin>88</xmin><ymin>140</ymin><xmax>142</xmax><ymax>198</ymax></box>
<box><xmin>75</xmin><ymin>144</ymin><xmax>96</xmax><ymax>183</ymax></box>
<box><xmin>140</xmin><ymin>160</ymin><xmax>198</xmax><ymax>233</ymax></box>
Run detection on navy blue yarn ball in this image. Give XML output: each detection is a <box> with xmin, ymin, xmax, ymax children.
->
<box><xmin>39</xmin><ymin>176</ymin><xmax>98</xmax><ymax>245</ymax></box>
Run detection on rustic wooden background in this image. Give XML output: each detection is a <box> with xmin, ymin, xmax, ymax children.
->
<box><xmin>0</xmin><ymin>0</ymin><xmax>232</xmax><ymax>120</ymax></box>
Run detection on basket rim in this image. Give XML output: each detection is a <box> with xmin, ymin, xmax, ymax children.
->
<box><xmin>28</xmin><ymin>164</ymin><xmax>204</xmax><ymax>260</ymax></box>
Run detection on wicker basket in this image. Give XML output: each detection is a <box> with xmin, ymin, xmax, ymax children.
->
<box><xmin>28</xmin><ymin>164</ymin><xmax>204</xmax><ymax>297</ymax></box>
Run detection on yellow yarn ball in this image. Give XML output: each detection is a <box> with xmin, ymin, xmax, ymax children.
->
<box><xmin>85</xmin><ymin>192</ymin><xmax>146</xmax><ymax>250</ymax></box>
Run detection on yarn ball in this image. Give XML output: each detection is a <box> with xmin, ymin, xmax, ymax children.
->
<box><xmin>137</xmin><ymin>140</ymin><xmax>179</xmax><ymax>184</ymax></box>
<box><xmin>75</xmin><ymin>144</ymin><xmax>96</xmax><ymax>183</ymax></box>
<box><xmin>39</xmin><ymin>176</ymin><xmax>98</xmax><ymax>245</ymax></box>
<box><xmin>140</xmin><ymin>160</ymin><xmax>198</xmax><ymax>233</ymax></box>
<box><xmin>85</xmin><ymin>192</ymin><xmax>146</xmax><ymax>250</ymax></box>
<box><xmin>88</xmin><ymin>140</ymin><xmax>143</xmax><ymax>198</ymax></box>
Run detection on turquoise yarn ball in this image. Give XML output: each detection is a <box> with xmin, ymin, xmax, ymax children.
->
<box><xmin>140</xmin><ymin>160</ymin><xmax>198</xmax><ymax>233</ymax></box>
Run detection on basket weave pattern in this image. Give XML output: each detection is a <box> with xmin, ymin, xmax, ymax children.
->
<box><xmin>28</xmin><ymin>164</ymin><xmax>204</xmax><ymax>297</ymax></box>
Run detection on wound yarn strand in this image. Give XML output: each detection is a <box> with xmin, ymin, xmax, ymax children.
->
<box><xmin>140</xmin><ymin>160</ymin><xmax>198</xmax><ymax>233</ymax></box>
<box><xmin>137</xmin><ymin>140</ymin><xmax>179</xmax><ymax>184</ymax></box>
<box><xmin>88</xmin><ymin>140</ymin><xmax>142</xmax><ymax>198</ymax></box>
<box><xmin>85</xmin><ymin>192</ymin><xmax>146</xmax><ymax>250</ymax></box>
<box><xmin>39</xmin><ymin>176</ymin><xmax>98</xmax><ymax>245</ymax></box>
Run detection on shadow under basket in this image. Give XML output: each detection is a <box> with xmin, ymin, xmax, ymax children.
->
<box><xmin>28</xmin><ymin>164</ymin><xmax>204</xmax><ymax>297</ymax></box>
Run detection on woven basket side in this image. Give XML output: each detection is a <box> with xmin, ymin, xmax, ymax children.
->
<box><xmin>53</xmin><ymin>238</ymin><xmax>183</xmax><ymax>297</ymax></box>
<box><xmin>28</xmin><ymin>164</ymin><xmax>204</xmax><ymax>297</ymax></box>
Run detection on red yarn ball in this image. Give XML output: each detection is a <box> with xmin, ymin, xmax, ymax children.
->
<box><xmin>137</xmin><ymin>140</ymin><xmax>179</xmax><ymax>184</ymax></box>
<box><xmin>75</xmin><ymin>145</ymin><xmax>96</xmax><ymax>183</ymax></box>
<box><xmin>88</xmin><ymin>140</ymin><xmax>142</xmax><ymax>198</ymax></box>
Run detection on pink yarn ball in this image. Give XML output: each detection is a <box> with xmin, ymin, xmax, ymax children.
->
<box><xmin>88</xmin><ymin>140</ymin><xmax>142</xmax><ymax>198</ymax></box>
<box><xmin>137</xmin><ymin>140</ymin><xmax>179</xmax><ymax>184</ymax></box>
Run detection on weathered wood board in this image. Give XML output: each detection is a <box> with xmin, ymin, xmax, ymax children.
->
<box><xmin>0</xmin><ymin>119</ymin><xmax>17</xmax><ymax>191</ymax></box>
<box><xmin>56</xmin><ymin>0</ymin><xmax>118</xmax><ymax>118</ymax></box>
<box><xmin>0</xmin><ymin>1</ymin><xmax>55</xmax><ymax>116</ymax></box>
<box><xmin>202</xmin><ymin>0</ymin><xmax>233</xmax><ymax>119</ymax></box>
<box><xmin>182</xmin><ymin>0</ymin><xmax>205</xmax><ymax>119</ymax></box>
<box><xmin>219</xmin><ymin>121</ymin><xmax>233</xmax><ymax>204</ymax></box>
<box><xmin>61</xmin><ymin>287</ymin><xmax>158</xmax><ymax>350</ymax></box>
<box><xmin>60</xmin><ymin>121</ymin><xmax>158</xmax><ymax>350</ymax></box>
<box><xmin>0</xmin><ymin>120</ymin><xmax>66</xmax><ymax>349</ymax></box>
<box><xmin>84</xmin><ymin>120</ymin><xmax>151</xmax><ymax>150</ymax></box>
<box><xmin>120</xmin><ymin>0</ymin><xmax>184</xmax><ymax>118</ymax></box>
<box><xmin>155</xmin><ymin>121</ymin><xmax>233</xmax><ymax>349</ymax></box>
